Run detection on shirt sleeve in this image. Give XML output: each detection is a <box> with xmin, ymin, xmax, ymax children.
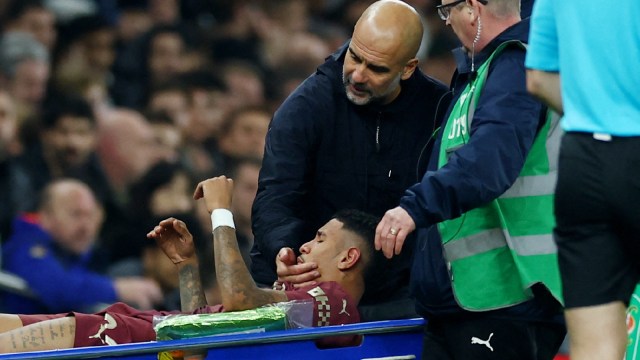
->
<box><xmin>285</xmin><ymin>282</ymin><xmax>360</xmax><ymax>327</ymax></box>
<box><xmin>525</xmin><ymin>0</ymin><xmax>559</xmax><ymax>71</ymax></box>
<box><xmin>401</xmin><ymin>51</ymin><xmax>544</xmax><ymax>228</ymax></box>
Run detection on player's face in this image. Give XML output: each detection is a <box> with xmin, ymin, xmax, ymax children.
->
<box><xmin>298</xmin><ymin>219</ymin><xmax>348</xmax><ymax>280</ymax></box>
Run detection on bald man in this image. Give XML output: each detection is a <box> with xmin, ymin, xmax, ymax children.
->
<box><xmin>251</xmin><ymin>0</ymin><xmax>449</xmax><ymax>321</ymax></box>
<box><xmin>1</xmin><ymin>179</ymin><xmax>162</xmax><ymax>314</ymax></box>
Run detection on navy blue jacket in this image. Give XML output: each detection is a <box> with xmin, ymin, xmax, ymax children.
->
<box><xmin>251</xmin><ymin>42</ymin><xmax>449</xmax><ymax>300</ymax></box>
<box><xmin>2</xmin><ymin>215</ymin><xmax>116</xmax><ymax>314</ymax></box>
<box><xmin>401</xmin><ymin>20</ymin><xmax>560</xmax><ymax>320</ymax></box>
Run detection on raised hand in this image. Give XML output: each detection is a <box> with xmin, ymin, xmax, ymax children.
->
<box><xmin>193</xmin><ymin>176</ymin><xmax>234</xmax><ymax>212</ymax></box>
<box><xmin>147</xmin><ymin>218</ymin><xmax>195</xmax><ymax>265</ymax></box>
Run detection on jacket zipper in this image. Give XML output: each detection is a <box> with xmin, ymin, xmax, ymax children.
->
<box><xmin>375</xmin><ymin>113</ymin><xmax>381</xmax><ymax>153</ymax></box>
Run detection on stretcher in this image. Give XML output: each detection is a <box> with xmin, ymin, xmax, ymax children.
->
<box><xmin>0</xmin><ymin>318</ymin><xmax>425</xmax><ymax>360</ymax></box>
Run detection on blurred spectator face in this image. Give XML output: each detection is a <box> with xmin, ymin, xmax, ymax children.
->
<box><xmin>143</xmin><ymin>245</ymin><xmax>179</xmax><ymax>290</ymax></box>
<box><xmin>13</xmin><ymin>7</ymin><xmax>57</xmax><ymax>50</ymax></box>
<box><xmin>120</xmin><ymin>113</ymin><xmax>167</xmax><ymax>181</ymax></box>
<box><xmin>219</xmin><ymin>109</ymin><xmax>270</xmax><ymax>158</ymax></box>
<box><xmin>149</xmin><ymin>0</ymin><xmax>180</xmax><ymax>25</ymax></box>
<box><xmin>83</xmin><ymin>28</ymin><xmax>116</xmax><ymax>72</ymax></box>
<box><xmin>150</xmin><ymin>121</ymin><xmax>182</xmax><ymax>160</ymax></box>
<box><xmin>231</xmin><ymin>161</ymin><xmax>260</xmax><ymax>229</ymax></box>
<box><xmin>41</xmin><ymin>114</ymin><xmax>96</xmax><ymax>170</ymax></box>
<box><xmin>0</xmin><ymin>91</ymin><xmax>18</xmax><ymax>159</ymax></box>
<box><xmin>100</xmin><ymin>110</ymin><xmax>168</xmax><ymax>187</ymax></box>
<box><xmin>148</xmin><ymin>33</ymin><xmax>185</xmax><ymax>83</ymax></box>
<box><xmin>10</xmin><ymin>59</ymin><xmax>50</xmax><ymax>108</ymax></box>
<box><xmin>187</xmin><ymin>88</ymin><xmax>230</xmax><ymax>142</ymax></box>
<box><xmin>117</xmin><ymin>9</ymin><xmax>153</xmax><ymax>43</ymax></box>
<box><xmin>40</xmin><ymin>181</ymin><xmax>103</xmax><ymax>256</ymax></box>
<box><xmin>148</xmin><ymin>89</ymin><xmax>190</xmax><ymax>130</ymax></box>
<box><xmin>223</xmin><ymin>66</ymin><xmax>265</xmax><ymax>108</ymax></box>
<box><xmin>149</xmin><ymin>170</ymin><xmax>192</xmax><ymax>216</ymax></box>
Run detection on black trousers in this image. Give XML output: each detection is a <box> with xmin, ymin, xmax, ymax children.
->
<box><xmin>422</xmin><ymin>316</ymin><xmax>566</xmax><ymax>360</ymax></box>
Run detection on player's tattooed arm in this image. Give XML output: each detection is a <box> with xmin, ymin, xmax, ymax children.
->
<box><xmin>213</xmin><ymin>227</ymin><xmax>287</xmax><ymax>311</ymax></box>
<box><xmin>177</xmin><ymin>260</ymin><xmax>208</xmax><ymax>312</ymax></box>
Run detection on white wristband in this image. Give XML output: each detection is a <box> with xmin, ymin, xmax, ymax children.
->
<box><xmin>211</xmin><ymin>209</ymin><xmax>235</xmax><ymax>232</ymax></box>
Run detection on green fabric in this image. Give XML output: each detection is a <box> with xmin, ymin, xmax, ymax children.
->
<box><xmin>155</xmin><ymin>306</ymin><xmax>288</xmax><ymax>340</ymax></box>
<box><xmin>436</xmin><ymin>41</ymin><xmax>563</xmax><ymax>311</ymax></box>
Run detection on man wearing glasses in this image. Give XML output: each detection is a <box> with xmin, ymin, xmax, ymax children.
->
<box><xmin>375</xmin><ymin>0</ymin><xmax>566</xmax><ymax>358</ymax></box>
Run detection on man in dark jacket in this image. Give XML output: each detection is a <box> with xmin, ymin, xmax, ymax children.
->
<box><xmin>250</xmin><ymin>0</ymin><xmax>449</xmax><ymax>320</ymax></box>
<box><xmin>375</xmin><ymin>0</ymin><xmax>566</xmax><ymax>358</ymax></box>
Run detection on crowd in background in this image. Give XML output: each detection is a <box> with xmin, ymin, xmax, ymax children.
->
<box><xmin>0</xmin><ymin>0</ymin><xmax>461</xmax><ymax>314</ymax></box>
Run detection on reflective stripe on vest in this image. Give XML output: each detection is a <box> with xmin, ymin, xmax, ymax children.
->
<box><xmin>436</xmin><ymin>40</ymin><xmax>563</xmax><ymax>310</ymax></box>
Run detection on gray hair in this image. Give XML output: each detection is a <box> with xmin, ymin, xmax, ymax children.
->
<box><xmin>487</xmin><ymin>0</ymin><xmax>521</xmax><ymax>19</ymax></box>
<box><xmin>0</xmin><ymin>31</ymin><xmax>49</xmax><ymax>78</ymax></box>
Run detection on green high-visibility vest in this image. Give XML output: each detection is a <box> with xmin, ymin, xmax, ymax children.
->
<box><xmin>437</xmin><ymin>40</ymin><xmax>564</xmax><ymax>311</ymax></box>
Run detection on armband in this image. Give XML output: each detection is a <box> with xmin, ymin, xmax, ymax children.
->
<box><xmin>211</xmin><ymin>209</ymin><xmax>235</xmax><ymax>232</ymax></box>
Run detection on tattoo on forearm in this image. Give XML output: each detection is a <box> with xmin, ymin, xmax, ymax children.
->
<box><xmin>179</xmin><ymin>263</ymin><xmax>207</xmax><ymax>312</ymax></box>
<box><xmin>214</xmin><ymin>227</ymin><xmax>285</xmax><ymax>310</ymax></box>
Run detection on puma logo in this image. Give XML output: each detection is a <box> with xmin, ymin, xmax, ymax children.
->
<box><xmin>88</xmin><ymin>313</ymin><xmax>118</xmax><ymax>345</ymax></box>
<box><xmin>338</xmin><ymin>299</ymin><xmax>350</xmax><ymax>316</ymax></box>
<box><xmin>471</xmin><ymin>332</ymin><xmax>494</xmax><ymax>352</ymax></box>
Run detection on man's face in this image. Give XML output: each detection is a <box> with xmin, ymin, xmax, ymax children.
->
<box><xmin>44</xmin><ymin>186</ymin><xmax>103</xmax><ymax>256</ymax></box>
<box><xmin>17</xmin><ymin>7</ymin><xmax>57</xmax><ymax>50</ymax></box>
<box><xmin>221</xmin><ymin>110</ymin><xmax>269</xmax><ymax>158</ymax></box>
<box><xmin>42</xmin><ymin>115</ymin><xmax>96</xmax><ymax>170</ymax></box>
<box><xmin>342</xmin><ymin>38</ymin><xmax>406</xmax><ymax>106</ymax></box>
<box><xmin>441</xmin><ymin>0</ymin><xmax>474</xmax><ymax>50</ymax></box>
<box><xmin>298</xmin><ymin>219</ymin><xmax>350</xmax><ymax>281</ymax></box>
<box><xmin>148</xmin><ymin>32</ymin><xmax>185</xmax><ymax>83</ymax></box>
<box><xmin>10</xmin><ymin>59</ymin><xmax>49</xmax><ymax>107</ymax></box>
<box><xmin>149</xmin><ymin>90</ymin><xmax>190</xmax><ymax>130</ymax></box>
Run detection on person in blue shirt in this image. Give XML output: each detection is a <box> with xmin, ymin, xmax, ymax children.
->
<box><xmin>526</xmin><ymin>1</ymin><xmax>640</xmax><ymax>359</ymax></box>
<box><xmin>2</xmin><ymin>179</ymin><xmax>162</xmax><ymax>314</ymax></box>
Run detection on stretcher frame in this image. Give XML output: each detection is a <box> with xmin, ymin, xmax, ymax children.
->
<box><xmin>0</xmin><ymin>317</ymin><xmax>425</xmax><ymax>360</ymax></box>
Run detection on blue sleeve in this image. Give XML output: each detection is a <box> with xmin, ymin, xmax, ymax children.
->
<box><xmin>251</xmin><ymin>76</ymin><xmax>326</xmax><ymax>266</ymax></box>
<box><xmin>12</xmin><ymin>244</ymin><xmax>117</xmax><ymax>312</ymax></box>
<box><xmin>401</xmin><ymin>51</ymin><xmax>544</xmax><ymax>227</ymax></box>
<box><xmin>525</xmin><ymin>0</ymin><xmax>559</xmax><ymax>71</ymax></box>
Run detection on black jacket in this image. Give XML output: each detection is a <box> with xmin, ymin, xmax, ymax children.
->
<box><xmin>250</xmin><ymin>42</ymin><xmax>449</xmax><ymax>302</ymax></box>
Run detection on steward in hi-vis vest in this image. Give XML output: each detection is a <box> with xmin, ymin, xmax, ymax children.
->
<box><xmin>437</xmin><ymin>40</ymin><xmax>563</xmax><ymax>311</ymax></box>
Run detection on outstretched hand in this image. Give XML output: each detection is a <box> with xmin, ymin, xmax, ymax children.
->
<box><xmin>375</xmin><ymin>206</ymin><xmax>416</xmax><ymax>259</ymax></box>
<box><xmin>193</xmin><ymin>176</ymin><xmax>234</xmax><ymax>212</ymax></box>
<box><xmin>276</xmin><ymin>247</ymin><xmax>320</xmax><ymax>288</ymax></box>
<box><xmin>147</xmin><ymin>217</ymin><xmax>195</xmax><ymax>265</ymax></box>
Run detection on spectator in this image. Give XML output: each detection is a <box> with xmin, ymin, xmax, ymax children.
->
<box><xmin>251</xmin><ymin>0</ymin><xmax>449</xmax><ymax>321</ymax></box>
<box><xmin>375</xmin><ymin>0</ymin><xmax>565</xmax><ymax>358</ymax></box>
<box><xmin>10</xmin><ymin>94</ymin><xmax>108</xmax><ymax>213</ymax></box>
<box><xmin>214</xmin><ymin>106</ymin><xmax>270</xmax><ymax>173</ymax></box>
<box><xmin>0</xmin><ymin>31</ymin><xmax>50</xmax><ymax>125</ymax></box>
<box><xmin>1</xmin><ymin>179</ymin><xmax>163</xmax><ymax>314</ymax></box>
<box><xmin>2</xmin><ymin>0</ymin><xmax>57</xmax><ymax>51</ymax></box>
<box><xmin>108</xmin><ymin>161</ymin><xmax>206</xmax><ymax>311</ymax></box>
<box><xmin>96</xmin><ymin>108</ymin><xmax>168</xmax><ymax>263</ymax></box>
<box><xmin>526</xmin><ymin>0</ymin><xmax>640</xmax><ymax>358</ymax></box>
